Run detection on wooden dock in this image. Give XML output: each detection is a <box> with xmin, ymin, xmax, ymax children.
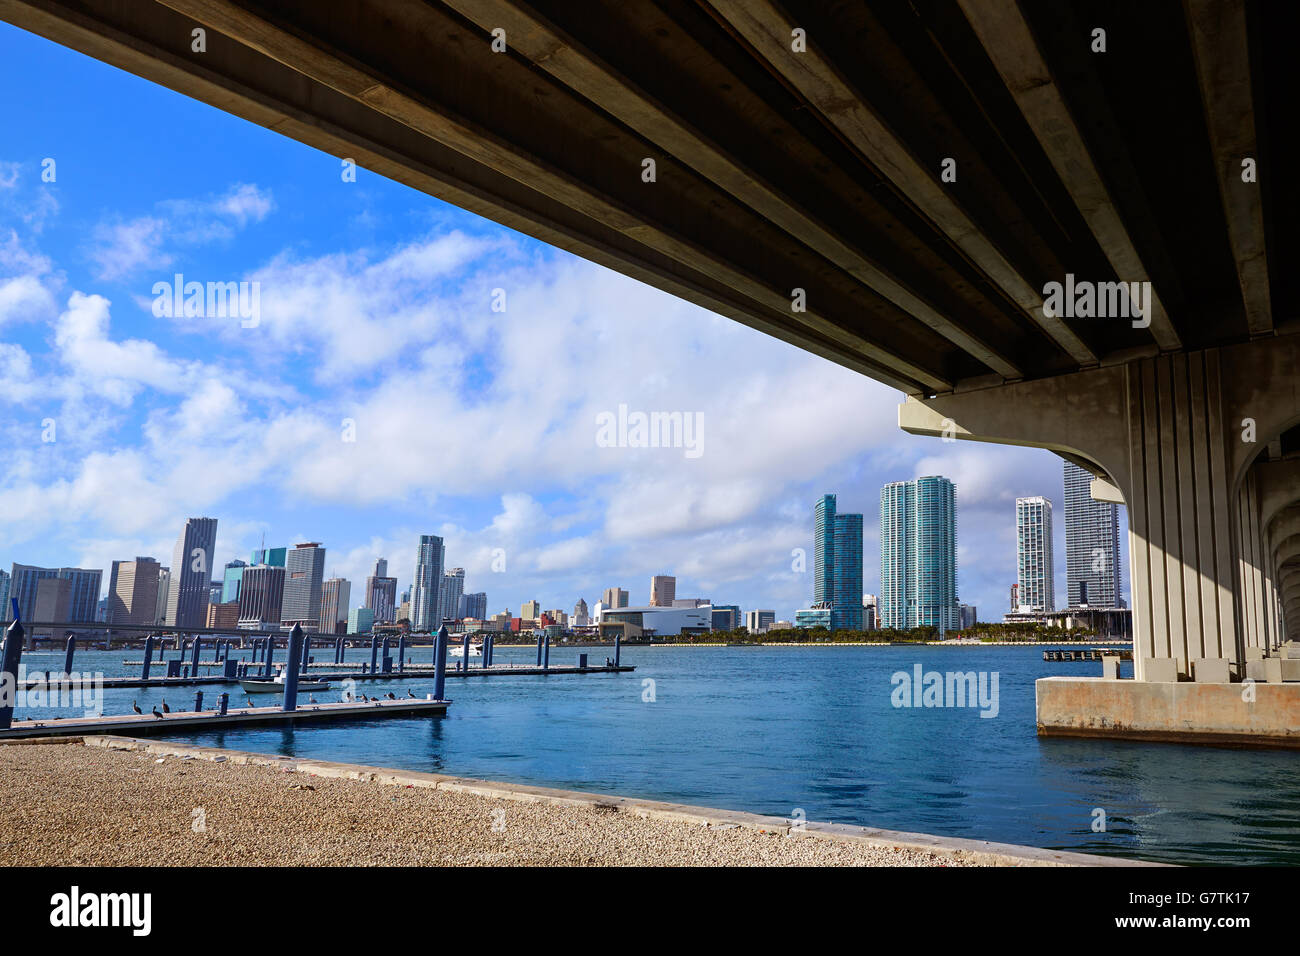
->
<box><xmin>19</xmin><ymin>663</ymin><xmax>634</xmax><ymax>691</ymax></box>
<box><xmin>1043</xmin><ymin>649</ymin><xmax>1133</xmax><ymax>662</ymax></box>
<box><xmin>0</xmin><ymin>697</ymin><xmax>450</xmax><ymax>740</ymax></box>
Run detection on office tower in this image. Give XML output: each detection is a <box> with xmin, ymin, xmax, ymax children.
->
<box><xmin>411</xmin><ymin>535</ymin><xmax>444</xmax><ymax>631</ymax></box>
<box><xmin>959</xmin><ymin>603</ymin><xmax>978</xmax><ymax>628</ymax></box>
<box><xmin>460</xmin><ymin>592</ymin><xmax>487</xmax><ymax>621</ymax></box>
<box><xmin>348</xmin><ymin>606</ymin><xmax>374</xmax><ymax>635</ymax></box>
<box><xmin>222</xmin><ymin>559</ymin><xmax>247</xmax><ymax>603</ymax></box>
<box><xmin>281</xmin><ymin>543</ymin><xmax>326</xmax><ymax>628</ymax></box>
<box><xmin>250</xmin><ymin>546</ymin><xmax>287</xmax><ymax>567</ymax></box>
<box><xmin>238</xmin><ymin>565</ymin><xmax>286</xmax><ymax>625</ymax></box>
<box><xmin>320</xmin><ymin>577</ymin><xmax>351</xmax><ymax>634</ymax></box>
<box><xmin>108</xmin><ymin>557</ymin><xmax>161</xmax><ymax>626</ymax></box>
<box><xmin>155</xmin><ymin>568</ymin><xmax>170</xmax><ymax>624</ymax></box>
<box><xmin>711</xmin><ymin>604</ymin><xmax>741</xmax><ymax>631</ymax></box>
<box><xmin>209</xmin><ymin>581</ymin><xmax>224</xmax><ymax>606</ymax></box>
<box><xmin>0</xmin><ymin>569</ymin><xmax>9</xmax><ymax>621</ymax></box>
<box><xmin>365</xmin><ymin>558</ymin><xmax>398</xmax><ymax>624</ymax></box>
<box><xmin>1009</xmin><ymin>582</ymin><xmax>1018</xmax><ymax>611</ymax></box>
<box><xmin>813</xmin><ymin>494</ymin><xmax>865</xmax><ymax>630</ymax></box>
<box><xmin>1016</xmin><ymin>496</ymin><xmax>1055</xmax><ymax>612</ymax></box>
<box><xmin>9</xmin><ymin>564</ymin><xmax>103</xmax><ymax>624</ymax></box>
<box><xmin>165</xmin><ymin>516</ymin><xmax>218</xmax><ymax>628</ymax></box>
<box><xmin>206</xmin><ymin>602</ymin><xmax>240</xmax><ymax>628</ymax></box>
<box><xmin>880</xmin><ymin>476</ymin><xmax>958</xmax><ymax>631</ymax></box>
<box><xmin>602</xmin><ymin>587</ymin><xmax>628</xmax><ymax>609</ymax></box>
<box><xmin>863</xmin><ymin>594</ymin><xmax>879</xmax><ymax>630</ymax></box>
<box><xmin>573</xmin><ymin>598</ymin><xmax>589</xmax><ymax>626</ymax></box>
<box><xmin>745</xmin><ymin>609</ymin><xmax>775</xmax><ymax>633</ymax></box>
<box><xmin>650</xmin><ymin>575</ymin><xmax>676</xmax><ymax>607</ymax></box>
<box><xmin>440</xmin><ymin>568</ymin><xmax>466</xmax><ymax>624</ymax></box>
<box><xmin>33</xmin><ymin>578</ymin><xmax>72</xmax><ymax>636</ymax></box>
<box><xmin>521</xmin><ymin>599</ymin><xmax>541</xmax><ymax>620</ymax></box>
<box><xmin>1063</xmin><ymin>460</ymin><xmax>1123</xmax><ymax>607</ymax></box>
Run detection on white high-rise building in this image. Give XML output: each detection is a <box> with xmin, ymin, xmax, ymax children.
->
<box><xmin>1016</xmin><ymin>496</ymin><xmax>1055</xmax><ymax>612</ymax></box>
<box><xmin>440</xmin><ymin>568</ymin><xmax>466</xmax><ymax>625</ymax></box>
<box><xmin>282</xmin><ymin>542</ymin><xmax>327</xmax><ymax>628</ymax></box>
<box><xmin>411</xmin><ymin>535</ymin><xmax>444</xmax><ymax>632</ymax></box>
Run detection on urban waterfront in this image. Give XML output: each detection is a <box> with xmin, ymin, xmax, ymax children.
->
<box><xmin>21</xmin><ymin>643</ymin><xmax>1300</xmax><ymax>866</ymax></box>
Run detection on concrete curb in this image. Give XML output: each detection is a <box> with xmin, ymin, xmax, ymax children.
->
<box><xmin>80</xmin><ymin>735</ymin><xmax>1166</xmax><ymax>867</ymax></box>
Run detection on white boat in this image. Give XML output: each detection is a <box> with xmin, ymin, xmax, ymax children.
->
<box><xmin>240</xmin><ymin>669</ymin><xmax>331</xmax><ymax>693</ymax></box>
<box><xmin>448</xmin><ymin>642</ymin><xmax>482</xmax><ymax>658</ymax></box>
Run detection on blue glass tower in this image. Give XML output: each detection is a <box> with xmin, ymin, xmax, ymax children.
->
<box><xmin>812</xmin><ymin>494</ymin><xmax>864</xmax><ymax>631</ymax></box>
<box><xmin>880</xmin><ymin>476</ymin><xmax>958</xmax><ymax>631</ymax></box>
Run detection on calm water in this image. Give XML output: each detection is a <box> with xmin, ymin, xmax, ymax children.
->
<box><xmin>17</xmin><ymin>643</ymin><xmax>1300</xmax><ymax>865</ymax></box>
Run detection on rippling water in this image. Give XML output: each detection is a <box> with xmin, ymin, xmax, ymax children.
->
<box><xmin>18</xmin><ymin>643</ymin><xmax>1300</xmax><ymax>865</ymax></box>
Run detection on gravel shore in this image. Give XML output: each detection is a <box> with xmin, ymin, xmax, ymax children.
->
<box><xmin>0</xmin><ymin>742</ymin><xmax>970</xmax><ymax>866</ymax></box>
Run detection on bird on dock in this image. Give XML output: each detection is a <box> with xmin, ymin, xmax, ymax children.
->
<box><xmin>131</xmin><ymin>700</ymin><xmax>142</xmax><ymax>715</ymax></box>
<box><xmin>359</xmin><ymin>693</ymin><xmax>369</xmax><ymax>702</ymax></box>
<box><xmin>407</xmin><ymin>690</ymin><xmax>416</xmax><ymax>698</ymax></box>
<box><xmin>151</xmin><ymin>706</ymin><xmax>164</xmax><ymax>719</ymax></box>
<box><xmin>161</xmin><ymin>699</ymin><xmax>170</xmax><ymax>714</ymax></box>
<box><xmin>246</xmin><ymin>696</ymin><xmax>255</xmax><ymax>708</ymax></box>
<box><xmin>386</xmin><ymin>692</ymin><xmax>396</xmax><ymax>700</ymax></box>
<box><xmin>308</xmin><ymin>695</ymin><xmax>317</xmax><ymax>704</ymax></box>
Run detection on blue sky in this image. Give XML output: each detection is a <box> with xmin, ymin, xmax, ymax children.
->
<box><xmin>0</xmin><ymin>22</ymin><xmax>1127</xmax><ymax>621</ymax></box>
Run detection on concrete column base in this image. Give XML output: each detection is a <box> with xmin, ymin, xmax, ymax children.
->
<box><xmin>1037</xmin><ymin>677</ymin><xmax>1300</xmax><ymax>748</ymax></box>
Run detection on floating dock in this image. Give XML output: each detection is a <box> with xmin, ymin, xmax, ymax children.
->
<box><xmin>0</xmin><ymin>697</ymin><xmax>450</xmax><ymax>740</ymax></box>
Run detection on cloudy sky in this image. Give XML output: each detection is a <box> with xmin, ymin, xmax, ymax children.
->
<box><xmin>0</xmin><ymin>22</ymin><xmax>1127</xmax><ymax>621</ymax></box>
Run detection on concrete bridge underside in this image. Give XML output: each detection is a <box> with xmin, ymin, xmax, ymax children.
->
<box><xmin>3</xmin><ymin>0</ymin><xmax>1297</xmax><ymax>735</ymax></box>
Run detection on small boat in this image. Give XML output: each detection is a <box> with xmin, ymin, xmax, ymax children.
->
<box><xmin>240</xmin><ymin>674</ymin><xmax>331</xmax><ymax>693</ymax></box>
<box><xmin>448</xmin><ymin>643</ymin><xmax>482</xmax><ymax>658</ymax></box>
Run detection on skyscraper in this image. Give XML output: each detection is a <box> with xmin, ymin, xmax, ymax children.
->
<box><xmin>460</xmin><ymin>591</ymin><xmax>487</xmax><ymax>620</ymax></box>
<box><xmin>282</xmin><ymin>543</ymin><xmax>326</xmax><ymax>628</ymax></box>
<box><xmin>1063</xmin><ymin>460</ymin><xmax>1123</xmax><ymax>607</ymax></box>
<box><xmin>365</xmin><ymin>558</ymin><xmax>398</xmax><ymax>624</ymax></box>
<box><xmin>108</xmin><ymin>557</ymin><xmax>161</xmax><ymax>626</ymax></box>
<box><xmin>238</xmin><ymin>565</ymin><xmax>285</xmax><ymax>626</ymax></box>
<box><xmin>165</xmin><ymin>517</ymin><xmax>218</xmax><ymax>628</ymax></box>
<box><xmin>411</xmin><ymin>535</ymin><xmax>444</xmax><ymax>631</ymax></box>
<box><xmin>222</xmin><ymin>559</ymin><xmax>247</xmax><ymax>604</ymax></box>
<box><xmin>573</xmin><ymin>598</ymin><xmax>589</xmax><ymax>626</ymax></box>
<box><xmin>0</xmin><ymin>569</ymin><xmax>9</xmax><ymax>622</ymax></box>
<box><xmin>1016</xmin><ymin>496</ymin><xmax>1055</xmax><ymax>612</ymax></box>
<box><xmin>320</xmin><ymin>577</ymin><xmax>351</xmax><ymax>635</ymax></box>
<box><xmin>602</xmin><ymin>587</ymin><xmax>628</xmax><ymax>609</ymax></box>
<box><xmin>10</xmin><ymin>564</ymin><xmax>103</xmax><ymax>624</ymax></box>
<box><xmin>813</xmin><ymin>494</ymin><xmax>865</xmax><ymax>630</ymax></box>
<box><xmin>521</xmin><ymin>599</ymin><xmax>541</xmax><ymax>620</ymax></box>
<box><xmin>440</xmin><ymin>568</ymin><xmax>466</xmax><ymax>624</ymax></box>
<box><xmin>880</xmin><ymin>477</ymin><xmax>958</xmax><ymax>631</ymax></box>
<box><xmin>650</xmin><ymin>575</ymin><xmax>676</xmax><ymax>607</ymax></box>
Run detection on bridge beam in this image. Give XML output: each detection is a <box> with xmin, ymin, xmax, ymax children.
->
<box><xmin>901</xmin><ymin>333</ymin><xmax>1300</xmax><ymax>679</ymax></box>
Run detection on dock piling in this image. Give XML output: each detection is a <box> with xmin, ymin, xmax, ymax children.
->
<box><xmin>398</xmin><ymin>634</ymin><xmax>406</xmax><ymax>673</ymax></box>
<box><xmin>462</xmin><ymin>632</ymin><xmax>470</xmax><ymax>673</ymax></box>
<box><xmin>614</xmin><ymin>631</ymin><xmax>621</xmax><ymax>668</ymax></box>
<box><xmin>536</xmin><ymin>634</ymin><xmax>543</xmax><ymax>666</ymax></box>
<box><xmin>190</xmin><ymin>636</ymin><xmax>201</xmax><ymax>675</ymax></box>
<box><xmin>264</xmin><ymin>637</ymin><xmax>275</xmax><ymax>678</ymax></box>
<box><xmin>217</xmin><ymin>692</ymin><xmax>228</xmax><ymax>716</ymax></box>
<box><xmin>141</xmin><ymin>635</ymin><xmax>155</xmax><ymax>680</ymax></box>
<box><xmin>543</xmin><ymin>631</ymin><xmax>550</xmax><ymax>672</ymax></box>
<box><xmin>282</xmin><ymin>623</ymin><xmax>304</xmax><ymax>712</ymax></box>
<box><xmin>433</xmin><ymin>625</ymin><xmax>448</xmax><ymax>701</ymax></box>
<box><xmin>194</xmin><ymin>691</ymin><xmax>204</xmax><ymax>712</ymax></box>
<box><xmin>369</xmin><ymin>636</ymin><xmax>379</xmax><ymax>675</ymax></box>
<box><xmin>63</xmin><ymin>635</ymin><xmax>76</xmax><ymax>676</ymax></box>
<box><xmin>334</xmin><ymin>637</ymin><xmax>343</xmax><ymax>665</ymax></box>
<box><xmin>0</xmin><ymin>605</ymin><xmax>26</xmax><ymax>730</ymax></box>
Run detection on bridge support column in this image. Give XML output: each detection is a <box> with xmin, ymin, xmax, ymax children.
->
<box><xmin>901</xmin><ymin>334</ymin><xmax>1300</xmax><ymax>683</ymax></box>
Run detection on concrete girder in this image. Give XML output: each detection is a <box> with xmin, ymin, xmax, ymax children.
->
<box><xmin>1184</xmin><ymin>0</ymin><xmax>1273</xmax><ymax>336</ymax></box>
<box><xmin>1269</xmin><ymin>506</ymin><xmax>1300</xmax><ymax>549</ymax></box>
<box><xmin>153</xmin><ymin>0</ymin><xmax>955</xmax><ymax>393</ymax></box>
<box><xmin>699</xmin><ymin>0</ymin><xmax>1093</xmax><ymax>370</ymax></box>
<box><xmin>955</xmin><ymin>0</ymin><xmax>1181</xmax><ymax>353</ymax></box>
<box><xmin>442</xmin><ymin>0</ymin><xmax>1026</xmax><ymax>380</ymax></box>
<box><xmin>1256</xmin><ymin>459</ymin><xmax>1300</xmax><ymax>531</ymax></box>
<box><xmin>1274</xmin><ymin>535</ymin><xmax>1300</xmax><ymax>571</ymax></box>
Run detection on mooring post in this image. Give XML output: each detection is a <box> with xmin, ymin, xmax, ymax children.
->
<box><xmin>433</xmin><ymin>624</ymin><xmax>449</xmax><ymax>701</ymax></box>
<box><xmin>334</xmin><ymin>637</ymin><xmax>343</xmax><ymax>665</ymax></box>
<box><xmin>63</xmin><ymin>635</ymin><xmax>76</xmax><ymax>677</ymax></box>
<box><xmin>190</xmin><ymin>635</ymin><xmax>201</xmax><ymax>675</ymax></box>
<box><xmin>218</xmin><ymin>692</ymin><xmax>229</xmax><ymax>716</ymax></box>
<box><xmin>141</xmin><ymin>635</ymin><xmax>155</xmax><ymax>680</ymax></box>
<box><xmin>301</xmin><ymin>634</ymin><xmax>311</xmax><ymax>671</ymax></box>
<box><xmin>536</xmin><ymin>634</ymin><xmax>543</xmax><ymax>666</ymax></box>
<box><xmin>398</xmin><ymin>633</ymin><xmax>406</xmax><ymax>672</ymax></box>
<box><xmin>614</xmin><ymin>630</ymin><xmax>621</xmax><ymax>668</ymax></box>
<box><xmin>381</xmin><ymin>637</ymin><xmax>391</xmax><ymax>672</ymax></box>
<box><xmin>461</xmin><ymin>632</ymin><xmax>470</xmax><ymax>672</ymax></box>
<box><xmin>282</xmin><ymin>623</ymin><xmax>304</xmax><ymax>712</ymax></box>
<box><xmin>543</xmin><ymin>631</ymin><xmax>550</xmax><ymax>672</ymax></box>
<box><xmin>483</xmin><ymin>633</ymin><xmax>492</xmax><ymax>669</ymax></box>
<box><xmin>264</xmin><ymin>636</ymin><xmax>275</xmax><ymax>677</ymax></box>
<box><xmin>194</xmin><ymin>691</ymin><xmax>204</xmax><ymax>712</ymax></box>
<box><xmin>369</xmin><ymin>636</ymin><xmax>379</xmax><ymax>675</ymax></box>
<box><xmin>0</xmin><ymin>603</ymin><xmax>26</xmax><ymax>730</ymax></box>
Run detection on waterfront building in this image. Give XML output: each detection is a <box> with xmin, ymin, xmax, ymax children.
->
<box><xmin>649</xmin><ymin>575</ymin><xmax>676</xmax><ymax>607</ymax></box>
<box><xmin>1016</xmin><ymin>496</ymin><xmax>1055</xmax><ymax>612</ymax></box>
<box><xmin>959</xmin><ymin>603</ymin><xmax>978</xmax><ymax>628</ymax></box>
<box><xmin>205</xmin><ymin>600</ymin><xmax>240</xmax><ymax>628</ymax></box>
<box><xmin>320</xmin><ymin>577</ymin><xmax>351</xmax><ymax>634</ymax></box>
<box><xmin>238</xmin><ymin>565</ymin><xmax>286</xmax><ymax>626</ymax></box>
<box><xmin>603</xmin><ymin>603</ymin><xmax>711</xmax><ymax>636</ymax></box>
<box><xmin>602</xmin><ymin>587</ymin><xmax>629</xmax><ymax>609</ymax></box>
<box><xmin>573</xmin><ymin>598</ymin><xmax>589</xmax><ymax>627</ymax></box>
<box><xmin>863</xmin><ymin>594</ymin><xmax>879</xmax><ymax>630</ymax></box>
<box><xmin>880</xmin><ymin>476</ymin><xmax>958</xmax><ymax>631</ymax></box>
<box><xmin>813</xmin><ymin>494</ymin><xmax>865</xmax><ymax>630</ymax></box>
<box><xmin>440</xmin><ymin>568</ymin><xmax>466</xmax><ymax>625</ymax></box>
<box><xmin>711</xmin><ymin>604</ymin><xmax>741</xmax><ymax>631</ymax></box>
<box><xmin>108</xmin><ymin>557</ymin><xmax>161</xmax><ymax>626</ymax></box>
<box><xmin>365</xmin><ymin>558</ymin><xmax>398</xmax><ymax>624</ymax></box>
<box><xmin>154</xmin><ymin>568</ymin><xmax>170</xmax><ymax>624</ymax></box>
<box><xmin>521</xmin><ymin>599</ymin><xmax>541</xmax><ymax>620</ymax></box>
<box><xmin>460</xmin><ymin>592</ymin><xmax>487</xmax><ymax>621</ymax></box>
<box><xmin>745</xmin><ymin>609</ymin><xmax>776</xmax><ymax>633</ymax></box>
<box><xmin>209</xmin><ymin>581</ymin><xmax>224</xmax><ymax>606</ymax></box>
<box><xmin>250</xmin><ymin>546</ymin><xmax>287</xmax><ymax>567</ymax></box>
<box><xmin>33</xmin><ymin>578</ymin><xmax>72</xmax><ymax>637</ymax></box>
<box><xmin>0</xmin><ymin>569</ymin><xmax>8</xmax><ymax>622</ymax></box>
<box><xmin>164</xmin><ymin>517</ymin><xmax>218</xmax><ymax>628</ymax></box>
<box><xmin>411</xmin><ymin>535</ymin><xmax>444</xmax><ymax>631</ymax></box>
<box><xmin>347</xmin><ymin>606</ymin><xmax>374</xmax><ymax>635</ymax></box>
<box><xmin>1063</xmin><ymin>460</ymin><xmax>1123</xmax><ymax>607</ymax></box>
<box><xmin>794</xmin><ymin>603</ymin><xmax>833</xmax><ymax>629</ymax></box>
<box><xmin>281</xmin><ymin>543</ymin><xmax>326</xmax><ymax>630</ymax></box>
<box><xmin>1009</xmin><ymin>582</ymin><xmax>1018</xmax><ymax>611</ymax></box>
<box><xmin>10</xmin><ymin>564</ymin><xmax>103</xmax><ymax>625</ymax></box>
<box><xmin>222</xmin><ymin>559</ymin><xmax>247</xmax><ymax>604</ymax></box>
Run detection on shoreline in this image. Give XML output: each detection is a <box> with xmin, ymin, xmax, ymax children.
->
<box><xmin>0</xmin><ymin>736</ymin><xmax>1159</xmax><ymax>867</ymax></box>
